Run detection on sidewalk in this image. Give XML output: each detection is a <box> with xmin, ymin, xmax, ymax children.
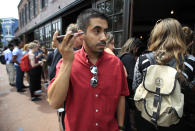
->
<box><xmin>0</xmin><ymin>64</ymin><xmax>59</xmax><ymax>131</ymax></box>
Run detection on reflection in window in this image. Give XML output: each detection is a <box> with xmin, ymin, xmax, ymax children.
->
<box><xmin>52</xmin><ymin>19</ymin><xmax>61</xmax><ymax>35</ymax></box>
<box><xmin>114</xmin><ymin>0</ymin><xmax>124</xmax><ymax>13</ymax></box>
<box><xmin>34</xmin><ymin>29</ymin><xmax>39</xmax><ymax>40</ymax></box>
<box><xmin>114</xmin><ymin>32</ymin><xmax>123</xmax><ymax>48</ymax></box>
<box><xmin>113</xmin><ymin>15</ymin><xmax>123</xmax><ymax>31</ymax></box>
<box><xmin>105</xmin><ymin>0</ymin><xmax>113</xmax><ymax>15</ymax></box>
<box><xmin>39</xmin><ymin>27</ymin><xmax>45</xmax><ymax>42</ymax></box>
<box><xmin>97</xmin><ymin>2</ymin><xmax>105</xmax><ymax>13</ymax></box>
<box><xmin>45</xmin><ymin>23</ymin><xmax>52</xmax><ymax>48</ymax></box>
<box><xmin>108</xmin><ymin>16</ymin><xmax>113</xmax><ymax>31</ymax></box>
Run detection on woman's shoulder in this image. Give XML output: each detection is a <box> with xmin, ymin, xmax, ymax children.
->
<box><xmin>28</xmin><ymin>52</ymin><xmax>35</xmax><ymax>59</ymax></box>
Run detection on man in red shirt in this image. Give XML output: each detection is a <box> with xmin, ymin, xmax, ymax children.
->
<box><xmin>48</xmin><ymin>8</ymin><xmax>129</xmax><ymax>131</ymax></box>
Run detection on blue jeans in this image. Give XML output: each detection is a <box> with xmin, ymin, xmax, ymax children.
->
<box><xmin>15</xmin><ymin>65</ymin><xmax>24</xmax><ymax>91</ymax></box>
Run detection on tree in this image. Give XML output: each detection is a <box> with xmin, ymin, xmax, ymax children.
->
<box><xmin>0</xmin><ymin>19</ymin><xmax>3</xmax><ymax>48</ymax></box>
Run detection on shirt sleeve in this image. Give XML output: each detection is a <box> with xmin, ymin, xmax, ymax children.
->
<box><xmin>120</xmin><ymin>62</ymin><xmax>130</xmax><ymax>96</ymax></box>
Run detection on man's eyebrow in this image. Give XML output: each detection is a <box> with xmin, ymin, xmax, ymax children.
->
<box><xmin>92</xmin><ymin>26</ymin><xmax>108</xmax><ymax>31</ymax></box>
<box><xmin>92</xmin><ymin>26</ymin><xmax>102</xmax><ymax>30</ymax></box>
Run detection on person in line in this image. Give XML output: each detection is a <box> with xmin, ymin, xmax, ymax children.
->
<box><xmin>4</xmin><ymin>43</ymin><xmax>15</xmax><ymax>86</ymax></box>
<box><xmin>132</xmin><ymin>18</ymin><xmax>194</xmax><ymax>131</ymax></box>
<box><xmin>119</xmin><ymin>38</ymin><xmax>146</xmax><ymax>131</ymax></box>
<box><xmin>46</xmin><ymin>42</ymin><xmax>55</xmax><ymax>81</ymax></box>
<box><xmin>0</xmin><ymin>46</ymin><xmax>8</xmax><ymax>64</ymax></box>
<box><xmin>182</xmin><ymin>26</ymin><xmax>195</xmax><ymax>130</ymax></box>
<box><xmin>33</xmin><ymin>40</ymin><xmax>43</xmax><ymax>93</ymax></box>
<box><xmin>28</xmin><ymin>42</ymin><xmax>43</xmax><ymax>101</ymax></box>
<box><xmin>47</xmin><ymin>8</ymin><xmax>129</xmax><ymax>131</ymax></box>
<box><xmin>22</xmin><ymin>43</ymin><xmax>30</xmax><ymax>86</ymax></box>
<box><xmin>41</xmin><ymin>45</ymin><xmax>48</xmax><ymax>83</ymax></box>
<box><xmin>49</xmin><ymin>23</ymin><xmax>82</xmax><ymax>81</ymax></box>
<box><xmin>12</xmin><ymin>38</ymin><xmax>26</xmax><ymax>92</ymax></box>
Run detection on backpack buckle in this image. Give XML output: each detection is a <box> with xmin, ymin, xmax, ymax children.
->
<box><xmin>153</xmin><ymin>94</ymin><xmax>160</xmax><ymax>107</ymax></box>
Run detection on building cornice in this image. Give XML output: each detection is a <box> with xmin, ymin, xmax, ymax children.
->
<box><xmin>18</xmin><ymin>0</ymin><xmax>23</xmax><ymax>8</ymax></box>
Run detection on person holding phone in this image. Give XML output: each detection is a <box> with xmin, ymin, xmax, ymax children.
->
<box><xmin>47</xmin><ymin>9</ymin><xmax>129</xmax><ymax>131</ymax></box>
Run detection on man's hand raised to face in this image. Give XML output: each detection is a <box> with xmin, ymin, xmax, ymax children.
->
<box><xmin>52</xmin><ymin>31</ymin><xmax>75</xmax><ymax>63</ymax></box>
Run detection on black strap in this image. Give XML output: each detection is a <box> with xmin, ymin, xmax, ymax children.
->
<box><xmin>118</xmin><ymin>53</ymin><xmax>128</xmax><ymax>60</ymax></box>
<box><xmin>151</xmin><ymin>88</ymin><xmax>162</xmax><ymax>127</ymax></box>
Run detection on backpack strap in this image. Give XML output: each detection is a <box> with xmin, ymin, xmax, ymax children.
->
<box><xmin>145</xmin><ymin>52</ymin><xmax>156</xmax><ymax>65</ymax></box>
<box><xmin>118</xmin><ymin>53</ymin><xmax>128</xmax><ymax>60</ymax></box>
<box><xmin>138</xmin><ymin>52</ymin><xmax>155</xmax><ymax>73</ymax></box>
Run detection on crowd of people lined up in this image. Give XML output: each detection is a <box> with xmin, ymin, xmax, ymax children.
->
<box><xmin>1</xmin><ymin>8</ymin><xmax>195</xmax><ymax>131</ymax></box>
<box><xmin>1</xmin><ymin>39</ymin><xmax>49</xmax><ymax>101</ymax></box>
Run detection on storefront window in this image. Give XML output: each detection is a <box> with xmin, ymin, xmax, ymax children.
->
<box><xmin>45</xmin><ymin>23</ymin><xmax>52</xmax><ymax>48</ymax></box>
<box><xmin>39</xmin><ymin>26</ymin><xmax>45</xmax><ymax>44</ymax></box>
<box><xmin>52</xmin><ymin>19</ymin><xmax>61</xmax><ymax>35</ymax></box>
<box><xmin>34</xmin><ymin>29</ymin><xmax>39</xmax><ymax>40</ymax></box>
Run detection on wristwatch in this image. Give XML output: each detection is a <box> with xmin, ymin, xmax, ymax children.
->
<box><xmin>118</xmin><ymin>125</ymin><xmax>125</xmax><ymax>130</ymax></box>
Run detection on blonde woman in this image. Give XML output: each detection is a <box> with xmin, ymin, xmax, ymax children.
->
<box><xmin>28</xmin><ymin>42</ymin><xmax>43</xmax><ymax>101</ymax></box>
<box><xmin>132</xmin><ymin>18</ymin><xmax>194</xmax><ymax>131</ymax></box>
<box><xmin>22</xmin><ymin>43</ymin><xmax>29</xmax><ymax>55</ymax></box>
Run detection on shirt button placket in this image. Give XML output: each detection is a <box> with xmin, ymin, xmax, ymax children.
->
<box><xmin>95</xmin><ymin>94</ymin><xmax>98</xmax><ymax>98</ymax></box>
<box><xmin>95</xmin><ymin>93</ymin><xmax>99</xmax><ymax>128</ymax></box>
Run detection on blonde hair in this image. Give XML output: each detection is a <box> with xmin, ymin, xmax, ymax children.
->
<box><xmin>148</xmin><ymin>18</ymin><xmax>187</xmax><ymax>71</ymax></box>
<box><xmin>28</xmin><ymin>42</ymin><xmax>38</xmax><ymax>49</ymax></box>
<box><xmin>66</xmin><ymin>23</ymin><xmax>79</xmax><ymax>34</ymax></box>
<box><xmin>120</xmin><ymin>38</ymin><xmax>144</xmax><ymax>57</ymax></box>
<box><xmin>23</xmin><ymin>44</ymin><xmax>29</xmax><ymax>51</ymax></box>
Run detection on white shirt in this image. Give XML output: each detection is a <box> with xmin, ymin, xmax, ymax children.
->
<box><xmin>12</xmin><ymin>47</ymin><xmax>23</xmax><ymax>66</ymax></box>
<box><xmin>4</xmin><ymin>48</ymin><xmax>13</xmax><ymax>64</ymax></box>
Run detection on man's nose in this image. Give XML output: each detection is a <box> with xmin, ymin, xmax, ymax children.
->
<box><xmin>100</xmin><ymin>32</ymin><xmax>107</xmax><ymax>41</ymax></box>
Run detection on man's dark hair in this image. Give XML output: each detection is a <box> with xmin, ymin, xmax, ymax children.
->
<box><xmin>8</xmin><ymin>43</ymin><xmax>14</xmax><ymax>48</ymax></box>
<box><xmin>10</xmin><ymin>38</ymin><xmax>21</xmax><ymax>46</ymax></box>
<box><xmin>77</xmin><ymin>8</ymin><xmax>108</xmax><ymax>32</ymax></box>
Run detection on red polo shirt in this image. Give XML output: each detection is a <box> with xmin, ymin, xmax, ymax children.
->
<box><xmin>49</xmin><ymin>48</ymin><xmax>129</xmax><ymax>131</ymax></box>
